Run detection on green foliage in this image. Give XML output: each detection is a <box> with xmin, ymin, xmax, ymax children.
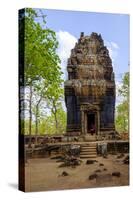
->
<box><xmin>19</xmin><ymin>8</ymin><xmax>66</xmax><ymax>136</ymax></box>
<box><xmin>115</xmin><ymin>102</ymin><xmax>128</xmax><ymax>132</ymax></box>
<box><xmin>21</xmin><ymin>119</ymin><xmax>35</xmax><ymax>135</ymax></box>
<box><xmin>23</xmin><ymin>106</ymin><xmax>66</xmax><ymax>135</ymax></box>
<box><xmin>118</xmin><ymin>72</ymin><xmax>129</xmax><ymax>100</ymax></box>
<box><xmin>115</xmin><ymin>72</ymin><xmax>129</xmax><ymax>134</ymax></box>
<box><xmin>24</xmin><ymin>8</ymin><xmax>62</xmax><ymax>84</ymax></box>
<box><xmin>40</xmin><ymin>107</ymin><xmax>66</xmax><ymax>135</ymax></box>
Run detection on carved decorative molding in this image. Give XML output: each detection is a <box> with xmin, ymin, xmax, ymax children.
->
<box><xmin>80</xmin><ymin>103</ymin><xmax>100</xmax><ymax>111</ymax></box>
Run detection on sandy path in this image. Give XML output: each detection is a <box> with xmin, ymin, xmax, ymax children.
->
<box><xmin>25</xmin><ymin>154</ymin><xmax>129</xmax><ymax>192</ymax></box>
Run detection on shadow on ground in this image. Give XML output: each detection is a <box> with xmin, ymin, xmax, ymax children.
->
<box><xmin>8</xmin><ymin>183</ymin><xmax>18</xmax><ymax>190</ymax></box>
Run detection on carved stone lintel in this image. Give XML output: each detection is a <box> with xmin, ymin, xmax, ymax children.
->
<box><xmin>80</xmin><ymin>103</ymin><xmax>100</xmax><ymax>111</ymax></box>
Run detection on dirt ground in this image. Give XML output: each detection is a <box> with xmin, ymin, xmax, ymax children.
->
<box><xmin>25</xmin><ymin>154</ymin><xmax>129</xmax><ymax>192</ymax></box>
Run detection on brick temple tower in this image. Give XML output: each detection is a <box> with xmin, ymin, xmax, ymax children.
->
<box><xmin>64</xmin><ymin>32</ymin><xmax>115</xmax><ymax>139</ymax></box>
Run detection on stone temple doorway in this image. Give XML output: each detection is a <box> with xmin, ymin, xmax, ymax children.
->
<box><xmin>87</xmin><ymin>113</ymin><xmax>95</xmax><ymax>134</ymax></box>
<box><xmin>81</xmin><ymin>103</ymin><xmax>100</xmax><ymax>136</ymax></box>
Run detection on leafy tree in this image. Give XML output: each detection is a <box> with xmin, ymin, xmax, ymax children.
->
<box><xmin>45</xmin><ymin>81</ymin><xmax>64</xmax><ymax>133</ymax></box>
<box><xmin>24</xmin><ymin>8</ymin><xmax>61</xmax><ymax>84</ymax></box>
<box><xmin>19</xmin><ymin>8</ymin><xmax>63</xmax><ymax>138</ymax></box>
<box><xmin>23</xmin><ymin>106</ymin><xmax>66</xmax><ymax>136</ymax></box>
<box><xmin>116</xmin><ymin>102</ymin><xmax>128</xmax><ymax>132</ymax></box>
<box><xmin>39</xmin><ymin>106</ymin><xmax>66</xmax><ymax>135</ymax></box>
<box><xmin>118</xmin><ymin>72</ymin><xmax>129</xmax><ymax>101</ymax></box>
<box><xmin>115</xmin><ymin>72</ymin><xmax>129</xmax><ymax>136</ymax></box>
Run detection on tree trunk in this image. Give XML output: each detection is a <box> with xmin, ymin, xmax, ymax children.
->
<box><xmin>29</xmin><ymin>84</ymin><xmax>33</xmax><ymax>145</ymax></box>
<box><xmin>123</xmin><ymin>115</ymin><xmax>126</xmax><ymax>132</ymax></box>
<box><xmin>52</xmin><ymin>102</ymin><xmax>58</xmax><ymax>134</ymax></box>
<box><xmin>35</xmin><ymin>106</ymin><xmax>38</xmax><ymax>145</ymax></box>
<box><xmin>54</xmin><ymin>111</ymin><xmax>58</xmax><ymax>133</ymax></box>
<box><xmin>35</xmin><ymin>97</ymin><xmax>42</xmax><ymax>144</ymax></box>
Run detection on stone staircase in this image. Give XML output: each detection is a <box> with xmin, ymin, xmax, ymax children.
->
<box><xmin>84</xmin><ymin>134</ymin><xmax>96</xmax><ymax>142</ymax></box>
<box><xmin>80</xmin><ymin>143</ymin><xmax>97</xmax><ymax>159</ymax></box>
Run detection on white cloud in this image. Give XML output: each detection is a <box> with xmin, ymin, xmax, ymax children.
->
<box><xmin>56</xmin><ymin>32</ymin><xmax>120</xmax><ymax>80</ymax></box>
<box><xmin>56</xmin><ymin>30</ymin><xmax>77</xmax><ymax>80</ymax></box>
<box><xmin>105</xmin><ymin>40</ymin><xmax>119</xmax><ymax>65</ymax></box>
<box><xmin>110</xmin><ymin>42</ymin><xmax>119</xmax><ymax>49</ymax></box>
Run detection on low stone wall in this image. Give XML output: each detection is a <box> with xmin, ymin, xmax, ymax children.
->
<box><xmin>25</xmin><ymin>141</ymin><xmax>129</xmax><ymax>161</ymax></box>
<box><xmin>96</xmin><ymin>141</ymin><xmax>129</xmax><ymax>155</ymax></box>
<box><xmin>25</xmin><ymin>143</ymin><xmax>82</xmax><ymax>161</ymax></box>
<box><xmin>107</xmin><ymin>141</ymin><xmax>129</xmax><ymax>154</ymax></box>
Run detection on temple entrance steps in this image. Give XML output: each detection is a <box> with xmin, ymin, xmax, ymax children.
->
<box><xmin>80</xmin><ymin>143</ymin><xmax>97</xmax><ymax>159</ymax></box>
<box><xmin>84</xmin><ymin>134</ymin><xmax>96</xmax><ymax>142</ymax></box>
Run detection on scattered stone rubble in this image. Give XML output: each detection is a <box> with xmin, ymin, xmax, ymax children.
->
<box><xmin>50</xmin><ymin>144</ymin><xmax>82</xmax><ymax>168</ymax></box>
<box><xmin>86</xmin><ymin>160</ymin><xmax>98</xmax><ymax>165</ymax></box>
<box><xmin>123</xmin><ymin>155</ymin><xmax>129</xmax><ymax>165</ymax></box>
<box><xmin>117</xmin><ymin>153</ymin><xmax>125</xmax><ymax>159</ymax></box>
<box><xmin>58</xmin><ymin>155</ymin><xmax>82</xmax><ymax>168</ymax></box>
<box><xmin>89</xmin><ymin>173</ymin><xmax>98</xmax><ymax>180</ymax></box>
<box><xmin>94</xmin><ymin>169</ymin><xmax>102</xmax><ymax>173</ymax></box>
<box><xmin>99</xmin><ymin>163</ymin><xmax>104</xmax><ymax>166</ymax></box>
<box><xmin>61</xmin><ymin>171</ymin><xmax>69</xmax><ymax>176</ymax></box>
<box><xmin>112</xmin><ymin>172</ymin><xmax>121</xmax><ymax>177</ymax></box>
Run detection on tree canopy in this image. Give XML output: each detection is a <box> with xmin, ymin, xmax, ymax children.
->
<box><xmin>23</xmin><ymin>8</ymin><xmax>62</xmax><ymax>85</ymax></box>
<box><xmin>19</xmin><ymin>8</ymin><xmax>66</xmax><ymax>137</ymax></box>
<box><xmin>115</xmin><ymin>72</ymin><xmax>129</xmax><ymax>136</ymax></box>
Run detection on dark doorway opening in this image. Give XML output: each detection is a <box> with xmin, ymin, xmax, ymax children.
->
<box><xmin>87</xmin><ymin>113</ymin><xmax>95</xmax><ymax>134</ymax></box>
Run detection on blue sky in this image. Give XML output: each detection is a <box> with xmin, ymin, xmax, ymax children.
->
<box><xmin>41</xmin><ymin>9</ymin><xmax>129</xmax><ymax>80</ymax></box>
<box><xmin>35</xmin><ymin>9</ymin><xmax>129</xmax><ymax>104</ymax></box>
